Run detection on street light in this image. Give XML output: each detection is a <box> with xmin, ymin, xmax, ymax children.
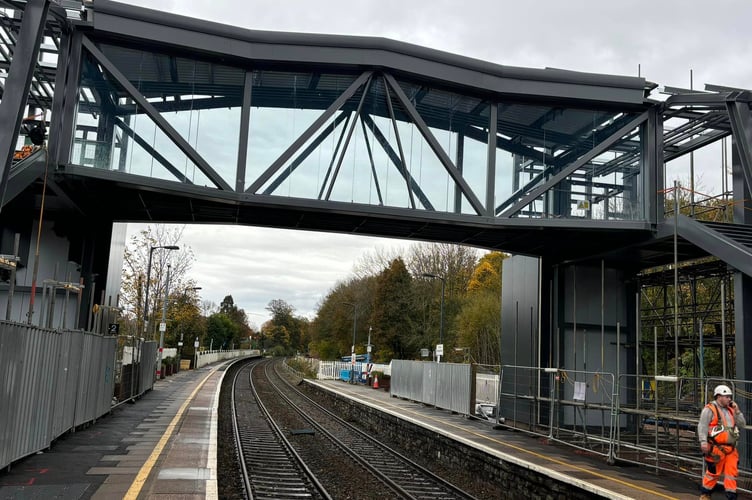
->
<box><xmin>142</xmin><ymin>245</ymin><xmax>179</xmax><ymax>337</ymax></box>
<box><xmin>156</xmin><ymin>263</ymin><xmax>172</xmax><ymax>379</ymax></box>
<box><xmin>342</xmin><ymin>302</ymin><xmax>358</xmax><ymax>383</ymax></box>
<box><xmin>422</xmin><ymin>273</ymin><xmax>445</xmax><ymax>362</ymax></box>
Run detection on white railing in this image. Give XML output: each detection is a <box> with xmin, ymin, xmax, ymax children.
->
<box><xmin>317</xmin><ymin>360</ymin><xmax>391</xmax><ymax>380</ymax></box>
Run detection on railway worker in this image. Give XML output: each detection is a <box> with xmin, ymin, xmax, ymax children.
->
<box><xmin>697</xmin><ymin>384</ymin><xmax>746</xmax><ymax>500</ymax></box>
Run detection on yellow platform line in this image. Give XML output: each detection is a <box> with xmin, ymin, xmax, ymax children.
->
<box><xmin>124</xmin><ymin>369</ymin><xmax>216</xmax><ymax>500</ymax></box>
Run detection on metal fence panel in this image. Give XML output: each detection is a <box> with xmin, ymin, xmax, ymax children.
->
<box><xmin>476</xmin><ymin>371</ymin><xmax>499</xmax><ymax>404</ymax></box>
<box><xmin>138</xmin><ymin>342</ymin><xmax>157</xmax><ymax>396</ymax></box>
<box><xmin>435</xmin><ymin>363</ymin><xmax>473</xmax><ymax>414</ymax></box>
<box><xmin>316</xmin><ymin>361</ymin><xmax>391</xmax><ymax>380</ymax></box>
<box><xmin>0</xmin><ymin>321</ymin><xmax>118</xmax><ymax>470</ymax></box>
<box><xmin>390</xmin><ymin>360</ymin><xmax>473</xmax><ymax>415</ymax></box>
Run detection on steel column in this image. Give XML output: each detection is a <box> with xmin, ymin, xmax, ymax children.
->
<box><xmin>726</xmin><ymin>98</ymin><xmax>752</xmax><ymax>197</ymax></box>
<box><xmin>731</xmin><ymin>139</ymin><xmax>752</xmax><ymax>383</ymax></box>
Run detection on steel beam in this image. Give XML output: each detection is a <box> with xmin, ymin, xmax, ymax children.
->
<box><xmin>499</xmin><ymin>111</ymin><xmax>649</xmax><ymax>218</ymax></box>
<box><xmin>384</xmin><ymin>73</ymin><xmax>485</xmax><ymax>215</ymax></box>
<box><xmin>264</xmin><ymin>111</ymin><xmax>350</xmax><ymax>196</ymax></box>
<box><xmin>359</xmin><ymin>116</ymin><xmax>384</xmax><ymax>206</ymax></box>
<box><xmin>114</xmin><ymin>117</ymin><xmax>191</xmax><ymax>183</ymax></box>
<box><xmin>317</xmin><ymin>112</ymin><xmax>352</xmax><ymax>200</ymax></box>
<box><xmin>324</xmin><ymin>76</ymin><xmax>373</xmax><ymax>201</ymax></box>
<box><xmin>485</xmin><ymin>104</ymin><xmax>497</xmax><ymax>215</ymax></box>
<box><xmin>235</xmin><ymin>71</ymin><xmax>253</xmax><ymax>192</ymax></box>
<box><xmin>247</xmin><ymin>71</ymin><xmax>372</xmax><ymax>194</ymax></box>
<box><xmin>81</xmin><ymin>36</ymin><xmax>232</xmax><ymax>191</ymax></box>
<box><xmin>0</xmin><ymin>0</ymin><xmax>50</xmax><ymax>211</ymax></box>
<box><xmin>360</xmin><ymin>113</ymin><xmax>433</xmax><ymax>210</ymax></box>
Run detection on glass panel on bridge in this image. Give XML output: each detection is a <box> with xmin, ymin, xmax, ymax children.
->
<box><xmin>69</xmin><ymin>39</ymin><xmax>646</xmax><ymax>221</ymax></box>
<box><xmin>72</xmin><ymin>43</ymin><xmax>243</xmax><ymax>188</ymax></box>
<box><xmin>495</xmin><ymin>108</ymin><xmax>643</xmax><ymax>220</ymax></box>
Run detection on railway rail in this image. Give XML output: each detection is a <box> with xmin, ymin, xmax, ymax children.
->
<box><xmin>256</xmin><ymin>358</ymin><xmax>477</xmax><ymax>499</ymax></box>
<box><xmin>231</xmin><ymin>358</ymin><xmax>331</xmax><ymax>499</ymax></box>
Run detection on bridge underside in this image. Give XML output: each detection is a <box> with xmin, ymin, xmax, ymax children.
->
<box><xmin>4</xmin><ymin>160</ymin><xmax>660</xmax><ymax>263</ymax></box>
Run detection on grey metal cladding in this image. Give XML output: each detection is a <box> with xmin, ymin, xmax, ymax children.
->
<box><xmin>90</xmin><ymin>0</ymin><xmax>646</xmax><ymax>105</ymax></box>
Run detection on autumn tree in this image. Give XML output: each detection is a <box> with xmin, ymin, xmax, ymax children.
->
<box><xmin>454</xmin><ymin>252</ymin><xmax>506</xmax><ymax>365</ymax></box>
<box><xmin>410</xmin><ymin>243</ymin><xmax>481</xmax><ymax>357</ymax></box>
<box><xmin>120</xmin><ymin>225</ymin><xmax>195</xmax><ymax>340</ymax></box>
<box><xmin>166</xmin><ymin>286</ymin><xmax>205</xmax><ymax>359</ymax></box>
<box><xmin>263</xmin><ymin>299</ymin><xmax>308</xmax><ymax>354</ymax></box>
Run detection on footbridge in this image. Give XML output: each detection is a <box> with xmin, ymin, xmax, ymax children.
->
<box><xmin>1</xmin><ymin>0</ymin><xmax>752</xmax><ymax>474</ymax></box>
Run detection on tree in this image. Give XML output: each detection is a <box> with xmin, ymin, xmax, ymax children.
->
<box><xmin>455</xmin><ymin>252</ymin><xmax>506</xmax><ymax>365</ymax></box>
<box><xmin>264</xmin><ymin>299</ymin><xmax>307</xmax><ymax>354</ymax></box>
<box><xmin>311</xmin><ymin>275</ymin><xmax>377</xmax><ymax>359</ymax></box>
<box><xmin>410</xmin><ymin>243</ymin><xmax>481</xmax><ymax>355</ymax></box>
<box><xmin>206</xmin><ymin>313</ymin><xmax>238</xmax><ymax>350</ymax></box>
<box><xmin>120</xmin><ymin>225</ymin><xmax>195</xmax><ymax>340</ymax></box>
<box><xmin>167</xmin><ymin>286</ymin><xmax>205</xmax><ymax>359</ymax></box>
<box><xmin>370</xmin><ymin>258</ymin><xmax>418</xmax><ymax>360</ymax></box>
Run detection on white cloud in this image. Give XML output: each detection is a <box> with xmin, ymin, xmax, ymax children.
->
<box><xmin>126</xmin><ymin>223</ymin><xmax>402</xmax><ymax>324</ymax></box>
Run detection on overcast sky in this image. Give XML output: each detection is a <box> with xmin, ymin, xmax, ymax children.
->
<box><xmin>120</xmin><ymin>0</ymin><xmax>752</xmax><ymax>326</ymax></box>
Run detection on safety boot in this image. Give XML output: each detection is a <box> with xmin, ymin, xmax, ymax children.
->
<box><xmin>699</xmin><ymin>494</ymin><xmax>711</xmax><ymax>500</ymax></box>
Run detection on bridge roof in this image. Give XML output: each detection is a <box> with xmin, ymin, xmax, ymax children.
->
<box><xmin>91</xmin><ymin>0</ymin><xmax>648</xmax><ymax>107</ymax></box>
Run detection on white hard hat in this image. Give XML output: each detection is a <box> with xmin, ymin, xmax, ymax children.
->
<box><xmin>714</xmin><ymin>384</ymin><xmax>733</xmax><ymax>397</ymax></box>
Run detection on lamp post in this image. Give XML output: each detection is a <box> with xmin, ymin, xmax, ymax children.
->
<box><xmin>342</xmin><ymin>302</ymin><xmax>358</xmax><ymax>383</ymax></box>
<box><xmin>179</xmin><ymin>286</ymin><xmax>201</xmax><ymax>372</ymax></box>
<box><xmin>142</xmin><ymin>244</ymin><xmax>179</xmax><ymax>337</ymax></box>
<box><xmin>156</xmin><ymin>263</ymin><xmax>172</xmax><ymax>380</ymax></box>
<box><xmin>422</xmin><ymin>273</ymin><xmax>445</xmax><ymax>362</ymax></box>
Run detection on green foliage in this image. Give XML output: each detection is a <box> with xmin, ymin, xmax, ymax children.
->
<box><xmin>455</xmin><ymin>292</ymin><xmax>500</xmax><ymax>365</ymax></box>
<box><xmin>308</xmin><ymin>338</ymin><xmax>340</xmax><ymax>360</ymax></box>
<box><xmin>206</xmin><ymin>313</ymin><xmax>238</xmax><ymax>350</ymax></box>
<box><xmin>258</xmin><ymin>299</ymin><xmax>309</xmax><ymax>354</ymax></box>
<box><xmin>286</xmin><ymin>357</ymin><xmax>318</xmax><ymax>378</ymax></box>
<box><xmin>370</xmin><ymin>258</ymin><xmax>418</xmax><ymax>360</ymax></box>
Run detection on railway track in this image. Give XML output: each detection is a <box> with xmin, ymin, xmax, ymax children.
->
<box><xmin>255</xmin><ymin>358</ymin><xmax>477</xmax><ymax>500</ymax></box>
<box><xmin>231</xmin><ymin>358</ymin><xmax>331</xmax><ymax>499</ymax></box>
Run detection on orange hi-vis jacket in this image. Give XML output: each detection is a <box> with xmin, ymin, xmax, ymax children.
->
<box><xmin>706</xmin><ymin>402</ymin><xmax>739</xmax><ymax>449</ymax></box>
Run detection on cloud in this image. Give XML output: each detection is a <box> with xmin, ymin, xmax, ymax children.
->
<box><xmin>126</xmin><ymin>223</ymin><xmax>401</xmax><ymax>324</ymax></box>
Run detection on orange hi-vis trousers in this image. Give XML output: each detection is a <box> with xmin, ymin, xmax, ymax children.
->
<box><xmin>703</xmin><ymin>444</ymin><xmax>738</xmax><ymax>493</ymax></box>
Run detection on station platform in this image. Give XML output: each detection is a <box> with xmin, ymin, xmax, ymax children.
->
<box><xmin>309</xmin><ymin>378</ymin><xmax>751</xmax><ymax>500</ymax></box>
<box><xmin>0</xmin><ymin>363</ymin><xmax>224</xmax><ymax>500</ymax></box>
<box><xmin>0</xmin><ymin>360</ymin><xmax>748</xmax><ymax>500</ymax></box>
